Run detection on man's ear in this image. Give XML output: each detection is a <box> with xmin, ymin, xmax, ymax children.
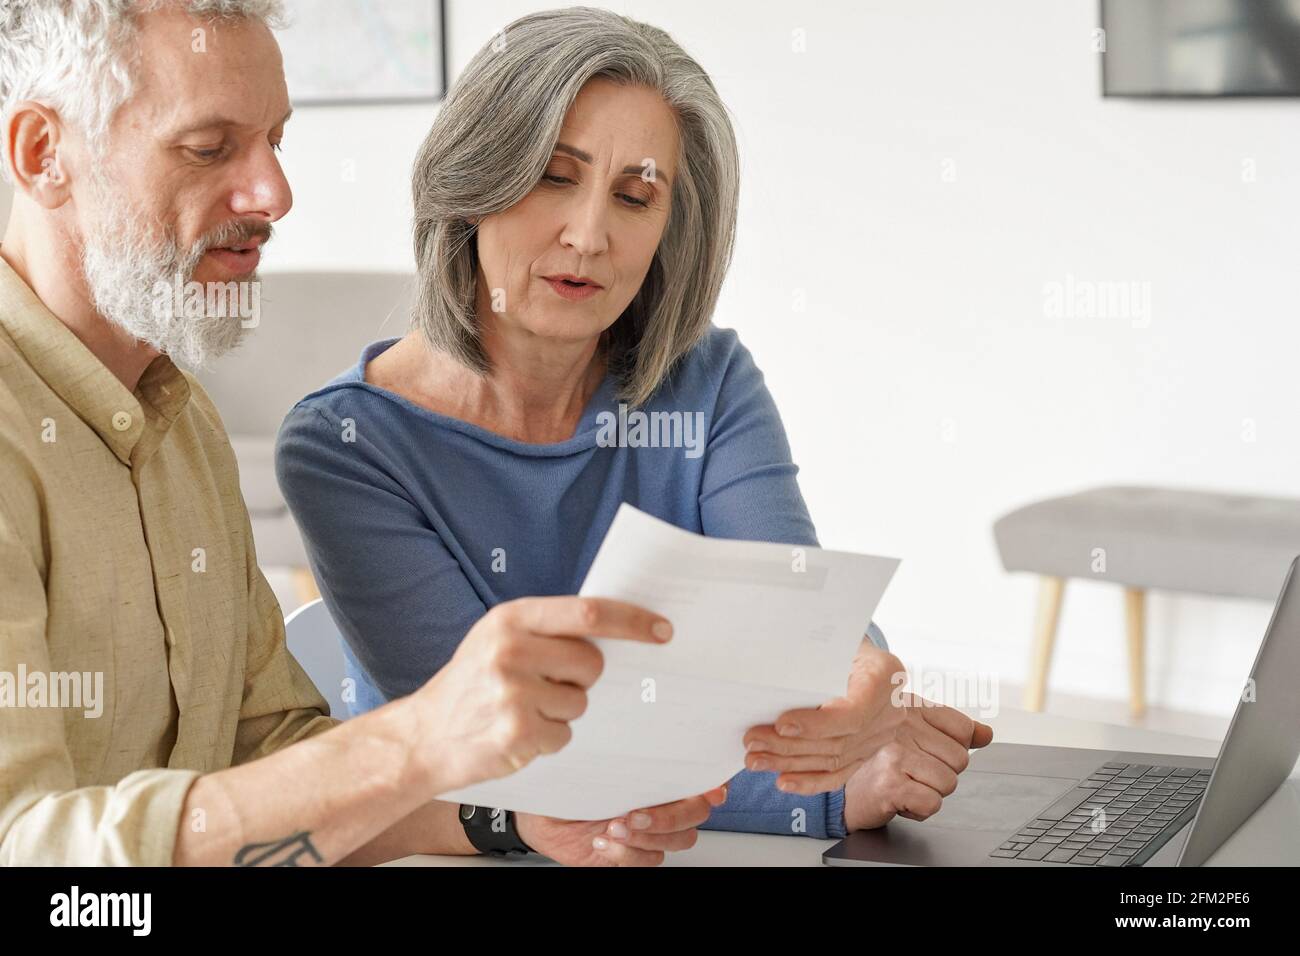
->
<box><xmin>6</xmin><ymin>101</ymin><xmax>73</xmax><ymax>209</ymax></box>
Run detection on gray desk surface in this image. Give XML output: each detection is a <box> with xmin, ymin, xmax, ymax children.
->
<box><xmin>387</xmin><ymin>706</ymin><xmax>1300</xmax><ymax>867</ymax></box>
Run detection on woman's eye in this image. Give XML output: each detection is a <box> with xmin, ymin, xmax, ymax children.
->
<box><xmin>618</xmin><ymin>193</ymin><xmax>650</xmax><ymax>208</ymax></box>
<box><xmin>543</xmin><ymin>174</ymin><xmax>573</xmax><ymax>185</ymax></box>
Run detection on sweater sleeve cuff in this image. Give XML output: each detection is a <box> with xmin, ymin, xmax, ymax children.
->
<box><xmin>825</xmin><ymin>786</ymin><xmax>849</xmax><ymax>839</ymax></box>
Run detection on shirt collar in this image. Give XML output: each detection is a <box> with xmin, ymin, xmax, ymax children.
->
<box><xmin>0</xmin><ymin>254</ymin><xmax>191</xmax><ymax>466</ymax></box>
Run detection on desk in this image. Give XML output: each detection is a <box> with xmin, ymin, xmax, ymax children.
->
<box><xmin>387</xmin><ymin>706</ymin><xmax>1300</xmax><ymax>867</ymax></box>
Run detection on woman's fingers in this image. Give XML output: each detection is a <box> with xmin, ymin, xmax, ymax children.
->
<box><xmin>743</xmin><ymin>726</ymin><xmax>851</xmax><ymax>756</ymax></box>
<box><xmin>772</xmin><ymin>761</ymin><xmax>865</xmax><ymax>795</ymax></box>
<box><xmin>772</xmin><ymin>735</ymin><xmax>961</xmax><ymax>800</ymax></box>
<box><xmin>743</xmin><ymin>722</ymin><xmax>894</xmax><ymax>774</ymax></box>
<box><xmin>620</xmin><ymin>792</ymin><xmax>718</xmax><ymax>834</ymax></box>
<box><xmin>767</xmin><ymin>697</ymin><xmax>865</xmax><ymax>739</ymax></box>
<box><xmin>902</xmin><ymin>749</ymin><xmax>960</xmax><ymax>798</ymax></box>
<box><xmin>592</xmin><ymin>787</ymin><xmax>726</xmax><ymax>859</ymax></box>
<box><xmin>909</xmin><ymin>716</ymin><xmax>973</xmax><ymax>775</ymax></box>
<box><xmin>895</xmin><ymin>779</ymin><xmax>945</xmax><ymax>820</ymax></box>
<box><xmin>748</xmin><ymin>749</ymin><xmax>859</xmax><ymax>774</ymax></box>
<box><xmin>915</xmin><ymin>699</ymin><xmax>994</xmax><ymax>750</ymax></box>
<box><xmin>604</xmin><ymin>825</ymin><xmax>700</xmax><ymax>852</ymax></box>
<box><xmin>590</xmin><ymin>838</ymin><xmax>666</xmax><ymax>866</ymax></box>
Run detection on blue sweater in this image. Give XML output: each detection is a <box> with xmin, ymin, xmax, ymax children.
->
<box><xmin>275</xmin><ymin>324</ymin><xmax>888</xmax><ymax>840</ymax></box>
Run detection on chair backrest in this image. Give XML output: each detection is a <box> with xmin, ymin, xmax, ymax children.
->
<box><xmin>283</xmin><ymin>598</ymin><xmax>351</xmax><ymax>720</ymax></box>
<box><xmin>194</xmin><ymin>271</ymin><xmax>416</xmax><ymax>437</ymax></box>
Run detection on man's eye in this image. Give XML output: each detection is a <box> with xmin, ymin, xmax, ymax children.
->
<box><xmin>187</xmin><ymin>146</ymin><xmax>225</xmax><ymax>161</ymax></box>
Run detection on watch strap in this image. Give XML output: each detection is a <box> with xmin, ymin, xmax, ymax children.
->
<box><xmin>458</xmin><ymin>804</ymin><xmax>532</xmax><ymax>857</ymax></box>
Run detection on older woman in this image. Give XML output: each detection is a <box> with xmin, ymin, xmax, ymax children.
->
<box><xmin>277</xmin><ymin>6</ymin><xmax>991</xmax><ymax>864</ymax></box>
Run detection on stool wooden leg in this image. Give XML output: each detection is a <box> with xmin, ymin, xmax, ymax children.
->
<box><xmin>1125</xmin><ymin>588</ymin><xmax>1146</xmax><ymax>718</ymax></box>
<box><xmin>1025</xmin><ymin>576</ymin><xmax>1066</xmax><ymax>712</ymax></box>
<box><xmin>292</xmin><ymin>567</ymin><xmax>320</xmax><ymax>606</ymax></box>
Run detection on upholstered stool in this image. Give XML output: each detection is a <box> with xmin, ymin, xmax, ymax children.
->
<box><xmin>994</xmin><ymin>486</ymin><xmax>1300</xmax><ymax>716</ymax></box>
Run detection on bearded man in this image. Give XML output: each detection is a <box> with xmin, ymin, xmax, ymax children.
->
<box><xmin>0</xmin><ymin>0</ymin><xmax>720</xmax><ymax>867</ymax></box>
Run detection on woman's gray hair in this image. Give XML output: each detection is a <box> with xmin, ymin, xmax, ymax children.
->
<box><xmin>411</xmin><ymin>5</ymin><xmax>740</xmax><ymax>407</ymax></box>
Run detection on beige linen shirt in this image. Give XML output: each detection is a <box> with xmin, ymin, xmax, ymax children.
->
<box><xmin>0</xmin><ymin>255</ymin><xmax>339</xmax><ymax>865</ymax></box>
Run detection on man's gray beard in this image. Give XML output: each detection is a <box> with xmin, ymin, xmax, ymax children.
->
<box><xmin>79</xmin><ymin>174</ymin><xmax>254</xmax><ymax>369</ymax></box>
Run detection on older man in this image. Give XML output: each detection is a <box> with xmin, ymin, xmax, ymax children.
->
<box><xmin>0</xmin><ymin>0</ymin><xmax>721</xmax><ymax>867</ymax></box>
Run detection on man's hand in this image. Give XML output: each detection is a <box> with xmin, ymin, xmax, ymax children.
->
<box><xmin>742</xmin><ymin>643</ymin><xmax>993</xmax><ymax>800</ymax></box>
<box><xmin>515</xmin><ymin>785</ymin><xmax>728</xmax><ymax>866</ymax></box>
<box><xmin>409</xmin><ymin>596</ymin><xmax>673</xmax><ymax>794</ymax></box>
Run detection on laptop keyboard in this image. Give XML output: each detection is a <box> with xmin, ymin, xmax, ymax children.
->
<box><xmin>989</xmin><ymin>762</ymin><xmax>1210</xmax><ymax>866</ymax></box>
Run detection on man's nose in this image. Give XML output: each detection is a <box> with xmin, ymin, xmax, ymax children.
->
<box><xmin>229</xmin><ymin>142</ymin><xmax>293</xmax><ymax>222</ymax></box>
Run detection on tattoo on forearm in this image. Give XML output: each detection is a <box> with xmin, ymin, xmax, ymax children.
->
<box><xmin>233</xmin><ymin>830</ymin><xmax>324</xmax><ymax>867</ymax></box>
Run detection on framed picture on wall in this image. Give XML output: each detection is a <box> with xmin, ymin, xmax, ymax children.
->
<box><xmin>276</xmin><ymin>0</ymin><xmax>447</xmax><ymax>105</ymax></box>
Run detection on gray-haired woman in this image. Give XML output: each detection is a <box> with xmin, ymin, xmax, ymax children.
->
<box><xmin>277</xmin><ymin>6</ymin><xmax>991</xmax><ymax>866</ymax></box>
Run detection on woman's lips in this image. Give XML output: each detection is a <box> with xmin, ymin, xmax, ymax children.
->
<box><xmin>543</xmin><ymin>276</ymin><xmax>601</xmax><ymax>301</ymax></box>
<box><xmin>205</xmin><ymin>246</ymin><xmax>261</xmax><ymax>274</ymax></box>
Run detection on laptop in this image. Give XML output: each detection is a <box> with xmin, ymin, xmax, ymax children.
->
<box><xmin>824</xmin><ymin>556</ymin><xmax>1300</xmax><ymax>867</ymax></box>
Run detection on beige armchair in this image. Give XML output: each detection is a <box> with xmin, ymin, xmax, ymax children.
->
<box><xmin>194</xmin><ymin>271</ymin><xmax>416</xmax><ymax>603</ymax></box>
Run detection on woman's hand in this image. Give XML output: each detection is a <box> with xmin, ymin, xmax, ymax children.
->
<box><xmin>409</xmin><ymin>595</ymin><xmax>673</xmax><ymax>795</ymax></box>
<box><xmin>741</xmin><ymin>642</ymin><xmax>993</xmax><ymax>799</ymax></box>
<box><xmin>841</xmin><ymin>693</ymin><xmax>993</xmax><ymax>829</ymax></box>
<box><xmin>515</xmin><ymin>785</ymin><xmax>728</xmax><ymax>867</ymax></box>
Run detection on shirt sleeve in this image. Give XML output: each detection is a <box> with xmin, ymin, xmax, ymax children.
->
<box><xmin>275</xmin><ymin>404</ymin><xmax>487</xmax><ymax>704</ymax></box>
<box><xmin>695</xmin><ymin>329</ymin><xmax>887</xmax><ymax>839</ymax></box>
<box><xmin>231</xmin><ymin>491</ymin><xmax>340</xmax><ymax>765</ymax></box>
<box><xmin>0</xmin><ymin>484</ymin><xmax>199</xmax><ymax>865</ymax></box>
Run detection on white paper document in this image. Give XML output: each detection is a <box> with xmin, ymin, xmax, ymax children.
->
<box><xmin>437</xmin><ymin>504</ymin><xmax>900</xmax><ymax>820</ymax></box>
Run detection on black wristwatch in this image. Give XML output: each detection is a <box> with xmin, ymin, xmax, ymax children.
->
<box><xmin>458</xmin><ymin>805</ymin><xmax>533</xmax><ymax>858</ymax></box>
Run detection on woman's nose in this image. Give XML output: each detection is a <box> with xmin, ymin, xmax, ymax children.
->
<box><xmin>559</xmin><ymin>189</ymin><xmax>610</xmax><ymax>257</ymax></box>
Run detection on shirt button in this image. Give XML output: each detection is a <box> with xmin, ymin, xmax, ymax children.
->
<box><xmin>111</xmin><ymin>411</ymin><xmax>133</xmax><ymax>431</ymax></box>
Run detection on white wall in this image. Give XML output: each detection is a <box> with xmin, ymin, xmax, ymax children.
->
<box><xmin>268</xmin><ymin>0</ymin><xmax>1300</xmax><ymax>718</ymax></box>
